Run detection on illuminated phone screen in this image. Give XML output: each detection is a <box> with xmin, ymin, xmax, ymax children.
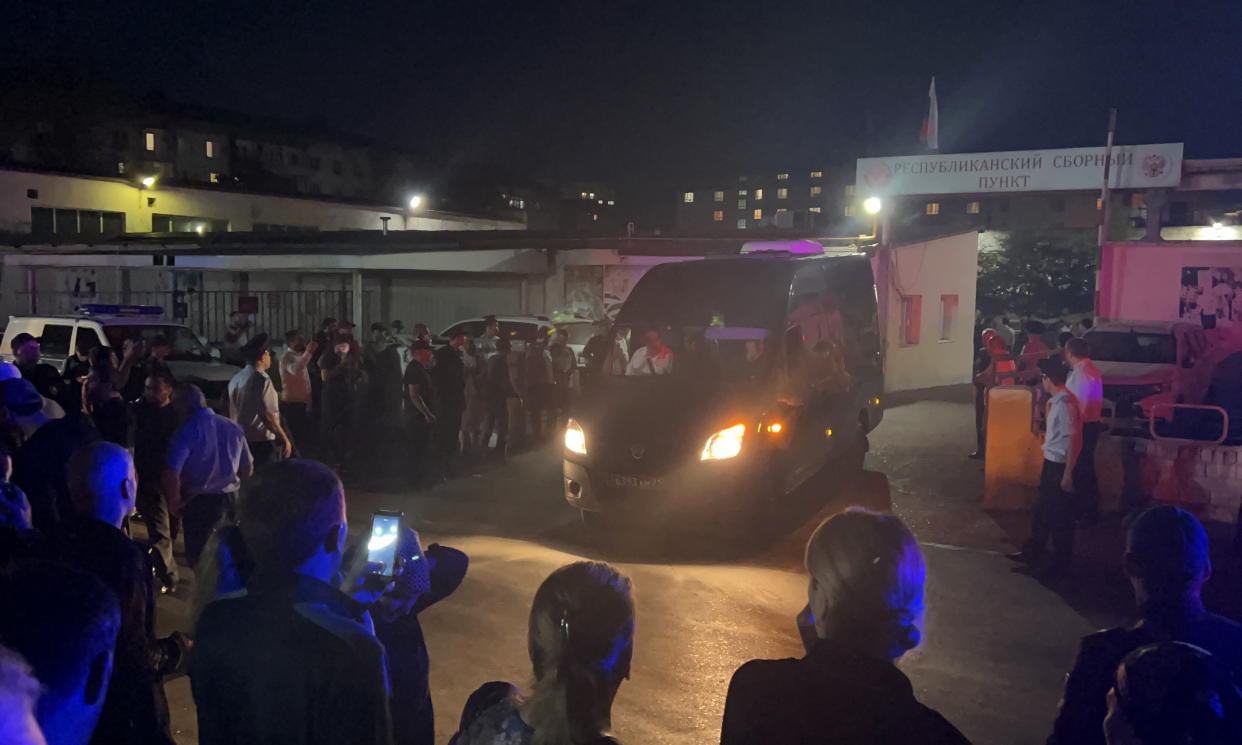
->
<box><xmin>367</xmin><ymin>512</ymin><xmax>402</xmax><ymax>578</ymax></box>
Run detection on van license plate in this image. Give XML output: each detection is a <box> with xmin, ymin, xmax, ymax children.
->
<box><xmin>606</xmin><ymin>474</ymin><xmax>662</xmax><ymax>489</ymax></box>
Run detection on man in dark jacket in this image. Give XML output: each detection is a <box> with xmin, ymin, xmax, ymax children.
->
<box><xmin>190</xmin><ymin>459</ymin><xmax>393</xmax><ymax>745</ymax></box>
<box><xmin>375</xmin><ymin>530</ymin><xmax>468</xmax><ymax>745</ymax></box>
<box><xmin>65</xmin><ymin>442</ymin><xmax>176</xmax><ymax>745</ymax></box>
<box><xmin>1048</xmin><ymin>506</ymin><xmax>1242</xmax><ymax>745</ymax></box>
<box><xmin>482</xmin><ymin>339</ymin><xmax>518</xmax><ymax>457</ymax></box>
<box><xmin>12</xmin><ymin>333</ymin><xmax>69</xmax><ymax>409</ymax></box>
<box><xmin>131</xmin><ymin>373</ymin><xmax>181</xmax><ymax>592</ymax></box>
<box><xmin>429</xmin><ymin>344</ymin><xmax>465</xmax><ymax>480</ymax></box>
<box><xmin>4</xmin><ymin>379</ymin><xmax>100</xmax><ymax>533</ymax></box>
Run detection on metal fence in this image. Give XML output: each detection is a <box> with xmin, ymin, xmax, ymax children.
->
<box><xmin>13</xmin><ymin>290</ymin><xmax>372</xmax><ymax>345</ymax></box>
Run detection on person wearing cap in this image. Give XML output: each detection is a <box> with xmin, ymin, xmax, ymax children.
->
<box><xmin>2</xmin><ymin>378</ymin><xmax>100</xmax><ymax>533</ymax></box>
<box><xmin>11</xmin><ymin>332</ymin><xmax>68</xmax><ymax>409</ymax></box>
<box><xmin>228</xmin><ymin>333</ymin><xmax>291</xmax><ymax>466</ymax></box>
<box><xmin>1048</xmin><ymin>506</ymin><xmax>1242</xmax><ymax>745</ymax></box>
<box><xmin>0</xmin><ymin>361</ymin><xmax>65</xmax><ymax>422</ymax></box>
<box><xmin>1009</xmin><ymin>357</ymin><xmax>1080</xmax><ymax>578</ymax></box>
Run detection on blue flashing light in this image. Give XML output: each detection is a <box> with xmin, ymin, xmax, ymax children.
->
<box><xmin>75</xmin><ymin>304</ymin><xmax>165</xmax><ymax>316</ymax></box>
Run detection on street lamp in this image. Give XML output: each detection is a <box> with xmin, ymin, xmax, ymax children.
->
<box><xmin>408</xmin><ymin>194</ymin><xmax>424</xmax><ymax>210</ymax></box>
<box><xmin>863</xmin><ymin>196</ymin><xmax>882</xmax><ymax>215</ymax></box>
<box><xmin>140</xmin><ymin>176</ymin><xmax>156</xmax><ymax>188</ymax></box>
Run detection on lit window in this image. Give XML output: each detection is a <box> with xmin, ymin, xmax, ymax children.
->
<box><xmin>607</xmin><ymin>200</ymin><xmax>615</xmax><ymax>206</ymax></box>
<box><xmin>206</xmin><ymin>140</ymin><xmax>216</xmax><ymax>158</ymax></box>
<box><xmin>809</xmin><ymin>207</ymin><xmax>822</xmax><ymax>213</ymax></box>
<box><xmin>925</xmin><ymin>202</ymin><xmax>941</xmax><ymax>215</ymax></box>
<box><xmin>810</xmin><ymin>186</ymin><xmax>823</xmax><ymax>196</ymax></box>
<box><xmin>966</xmin><ymin>201</ymin><xmax>981</xmax><ymax>214</ymax></box>
<box><xmin>844</xmin><ymin>204</ymin><xmax>857</xmax><ymax>217</ymax></box>
<box><xmin>940</xmin><ymin>295</ymin><xmax>958</xmax><ymax>341</ymax></box>
<box><xmin>739</xmin><ymin>189</ymin><xmax>748</xmax><ymax>196</ymax></box>
<box><xmin>753</xmin><ymin>209</ymin><xmax>762</xmax><ymax>220</ymax></box>
<box><xmin>714</xmin><ymin>191</ymin><xmax>725</xmax><ymax>202</ymax></box>
<box><xmin>145</xmin><ymin>132</ymin><xmax>156</xmax><ymax>151</ymax></box>
<box><xmin>683</xmin><ymin>192</ymin><xmax>694</xmax><ymax>203</ymax></box>
<box><xmin>713</xmin><ymin>210</ymin><xmax>724</xmax><ymax>221</ymax></box>
<box><xmin>1096</xmin><ymin>197</ymin><xmax>1104</xmax><ymax>210</ymax></box>
<box><xmin>598</xmin><ymin>199</ymin><xmax>604</xmax><ymax>205</ymax></box>
<box><xmin>810</xmin><ymin>171</ymin><xmax>823</xmax><ymax>178</ymax></box>
<box><xmin>776</xmin><ymin>173</ymin><xmax>790</xmax><ymax>181</ymax></box>
<box><xmin>901</xmin><ymin>296</ymin><xmax>923</xmax><ymax>345</ymax></box>
<box><xmin>581</xmin><ymin>192</ymin><xmax>589</xmax><ymax>199</ymax></box>
<box><xmin>589</xmin><ymin>193</ymin><xmax>595</xmax><ymax>199</ymax></box>
<box><xmin>738</xmin><ymin>199</ymin><xmax>747</xmax><ymax>210</ymax></box>
<box><xmin>755</xmin><ymin>188</ymin><xmax>764</xmax><ymax>200</ymax></box>
<box><xmin>776</xmin><ymin>208</ymin><xmax>788</xmax><ymax>213</ymax></box>
<box><xmin>777</xmin><ymin>188</ymin><xmax>788</xmax><ymax>200</ymax></box>
<box><xmin>592</xmin><ymin>213</ymin><xmax>599</xmax><ymax>222</ymax></box>
<box><xmin>209</xmin><ymin>173</ymin><xmax>220</xmax><ymax>183</ymax></box>
<box><xmin>844</xmin><ymin>184</ymin><xmax>856</xmax><ymax>197</ymax></box>
<box><xmin>737</xmin><ymin>218</ymin><xmax>747</xmax><ymax>229</ymax></box>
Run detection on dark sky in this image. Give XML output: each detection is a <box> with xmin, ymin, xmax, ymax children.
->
<box><xmin>4</xmin><ymin>0</ymin><xmax>1241</xmax><ymax>221</ymax></box>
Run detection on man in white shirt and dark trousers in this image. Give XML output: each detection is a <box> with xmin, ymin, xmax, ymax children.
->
<box><xmin>228</xmin><ymin>333</ymin><xmax>292</xmax><ymax>466</ymax></box>
<box><xmin>162</xmin><ymin>384</ymin><xmax>253</xmax><ymax>567</ymax></box>
<box><xmin>1065</xmin><ymin>337</ymin><xmax>1105</xmax><ymax>524</ymax></box>
<box><xmin>279</xmin><ymin>330</ymin><xmax>318</xmax><ymax>456</ymax></box>
<box><xmin>1010</xmin><ymin>358</ymin><xmax>1082</xmax><ymax>579</ymax></box>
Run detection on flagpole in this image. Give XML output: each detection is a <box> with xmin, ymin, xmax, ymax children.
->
<box><xmin>1095</xmin><ymin>108</ymin><xmax>1117</xmax><ymax>317</ymax></box>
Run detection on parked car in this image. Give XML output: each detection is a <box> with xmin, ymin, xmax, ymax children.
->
<box><xmin>1083</xmin><ymin>320</ymin><xmax>1196</xmax><ymax>426</ymax></box>
<box><xmin>439</xmin><ymin>315</ymin><xmax>554</xmax><ymax>352</ymax></box>
<box><xmin>1</xmin><ymin>304</ymin><xmax>240</xmax><ymax>408</ymax></box>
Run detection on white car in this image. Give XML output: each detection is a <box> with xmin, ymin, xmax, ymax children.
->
<box><xmin>440</xmin><ymin>315</ymin><xmax>555</xmax><ymax>352</ymax></box>
<box><xmin>1083</xmin><ymin>320</ymin><xmax>1197</xmax><ymax>423</ymax></box>
<box><xmin>1</xmin><ymin>304</ymin><xmax>240</xmax><ymax>406</ymax></box>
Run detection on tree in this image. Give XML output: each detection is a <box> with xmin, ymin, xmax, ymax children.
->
<box><xmin>976</xmin><ymin>229</ymin><xmax>1096</xmax><ymax>319</ymax></box>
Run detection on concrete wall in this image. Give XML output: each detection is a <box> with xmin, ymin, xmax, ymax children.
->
<box><xmin>1099</xmin><ymin>240</ymin><xmax>1242</xmax><ymax>322</ymax></box>
<box><xmin>0</xmin><ymin>168</ymin><xmax>523</xmax><ymax>235</ymax></box>
<box><xmin>880</xmin><ymin>231</ymin><xmax>979</xmax><ymax>391</ymax></box>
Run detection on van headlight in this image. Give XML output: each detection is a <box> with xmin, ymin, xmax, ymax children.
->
<box><xmin>701</xmin><ymin>424</ymin><xmax>746</xmax><ymax>461</ymax></box>
<box><xmin>564</xmin><ymin>418</ymin><xmax>588</xmax><ymax>455</ymax></box>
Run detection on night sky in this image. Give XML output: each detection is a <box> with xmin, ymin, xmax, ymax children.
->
<box><xmin>4</xmin><ymin>0</ymin><xmax>1240</xmax><ymax>222</ymax></box>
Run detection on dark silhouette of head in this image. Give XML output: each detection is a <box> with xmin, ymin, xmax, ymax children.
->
<box><xmin>1125</xmin><ymin>506</ymin><xmax>1211</xmax><ymax>611</ymax></box>
<box><xmin>237</xmin><ymin>459</ymin><xmax>346</xmax><ymax>581</ymax></box>
<box><xmin>0</xmin><ymin>561</ymin><xmax>121</xmax><ymax>745</ymax></box>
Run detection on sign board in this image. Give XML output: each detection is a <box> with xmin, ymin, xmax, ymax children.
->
<box><xmin>857</xmin><ymin>143</ymin><xmax>1183</xmax><ymax>196</ymax></box>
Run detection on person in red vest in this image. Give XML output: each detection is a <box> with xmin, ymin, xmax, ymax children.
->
<box><xmin>970</xmin><ymin>330</ymin><xmax>1017</xmax><ymax>459</ymax></box>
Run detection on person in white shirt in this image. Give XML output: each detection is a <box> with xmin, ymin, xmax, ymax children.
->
<box><xmin>228</xmin><ymin>334</ymin><xmax>291</xmax><ymax>466</ymax></box>
<box><xmin>279</xmin><ymin>330</ymin><xmax>318</xmax><ymax>456</ymax></box>
<box><xmin>1065</xmin><ymin>337</ymin><xmax>1105</xmax><ymax>524</ymax></box>
<box><xmin>625</xmin><ymin>330</ymin><xmax>674</xmax><ymax>376</ymax></box>
<box><xmin>1009</xmin><ymin>358</ymin><xmax>1081</xmax><ymax>579</ymax></box>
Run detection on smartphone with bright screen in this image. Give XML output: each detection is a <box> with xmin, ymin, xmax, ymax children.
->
<box><xmin>367</xmin><ymin>510</ymin><xmax>403</xmax><ymax>578</ymax></box>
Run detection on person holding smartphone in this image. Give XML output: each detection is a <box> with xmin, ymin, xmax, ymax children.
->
<box><xmin>373</xmin><ymin>525</ymin><xmax>468</xmax><ymax>745</ymax></box>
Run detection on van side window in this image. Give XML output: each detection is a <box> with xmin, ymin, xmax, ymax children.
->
<box><xmin>74</xmin><ymin>327</ymin><xmax>102</xmax><ymax>356</ymax></box>
<box><xmin>829</xmin><ymin>260</ymin><xmax>882</xmax><ymax>376</ymax></box>
<box><xmin>39</xmin><ymin>324</ymin><xmax>74</xmax><ymax>357</ymax></box>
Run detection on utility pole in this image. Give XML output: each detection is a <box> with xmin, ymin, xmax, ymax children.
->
<box><xmin>1095</xmin><ymin>108</ymin><xmax>1117</xmax><ymax>317</ymax></box>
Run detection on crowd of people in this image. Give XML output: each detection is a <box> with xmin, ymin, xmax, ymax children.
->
<box><xmin>0</xmin><ymin>314</ymin><xmax>1239</xmax><ymax>745</ymax></box>
<box><xmin>972</xmin><ymin>317</ymin><xmax>1107</xmax><ymax>580</ymax></box>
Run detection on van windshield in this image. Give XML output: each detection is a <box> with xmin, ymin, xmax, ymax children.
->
<box><xmin>608</xmin><ymin>262</ymin><xmax>790</xmax><ymax>383</ymax></box>
<box><xmin>103</xmin><ymin>325</ymin><xmax>214</xmax><ymax>362</ymax></box>
<box><xmin>1084</xmin><ymin>331</ymin><xmax>1177</xmax><ymax>365</ymax></box>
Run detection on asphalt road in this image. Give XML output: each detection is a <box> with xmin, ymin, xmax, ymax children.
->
<box><xmin>157</xmin><ymin>389</ymin><xmax>1105</xmax><ymax>745</ymax></box>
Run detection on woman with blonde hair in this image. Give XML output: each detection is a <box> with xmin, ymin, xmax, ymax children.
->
<box><xmin>721</xmin><ymin>508</ymin><xmax>970</xmax><ymax>745</ymax></box>
<box><xmin>451</xmin><ymin>561</ymin><xmax>634</xmax><ymax>745</ymax></box>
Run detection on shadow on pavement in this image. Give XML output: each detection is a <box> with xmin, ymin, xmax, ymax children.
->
<box><xmin>524</xmin><ymin>466</ymin><xmax>893</xmax><ymax>568</ymax></box>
